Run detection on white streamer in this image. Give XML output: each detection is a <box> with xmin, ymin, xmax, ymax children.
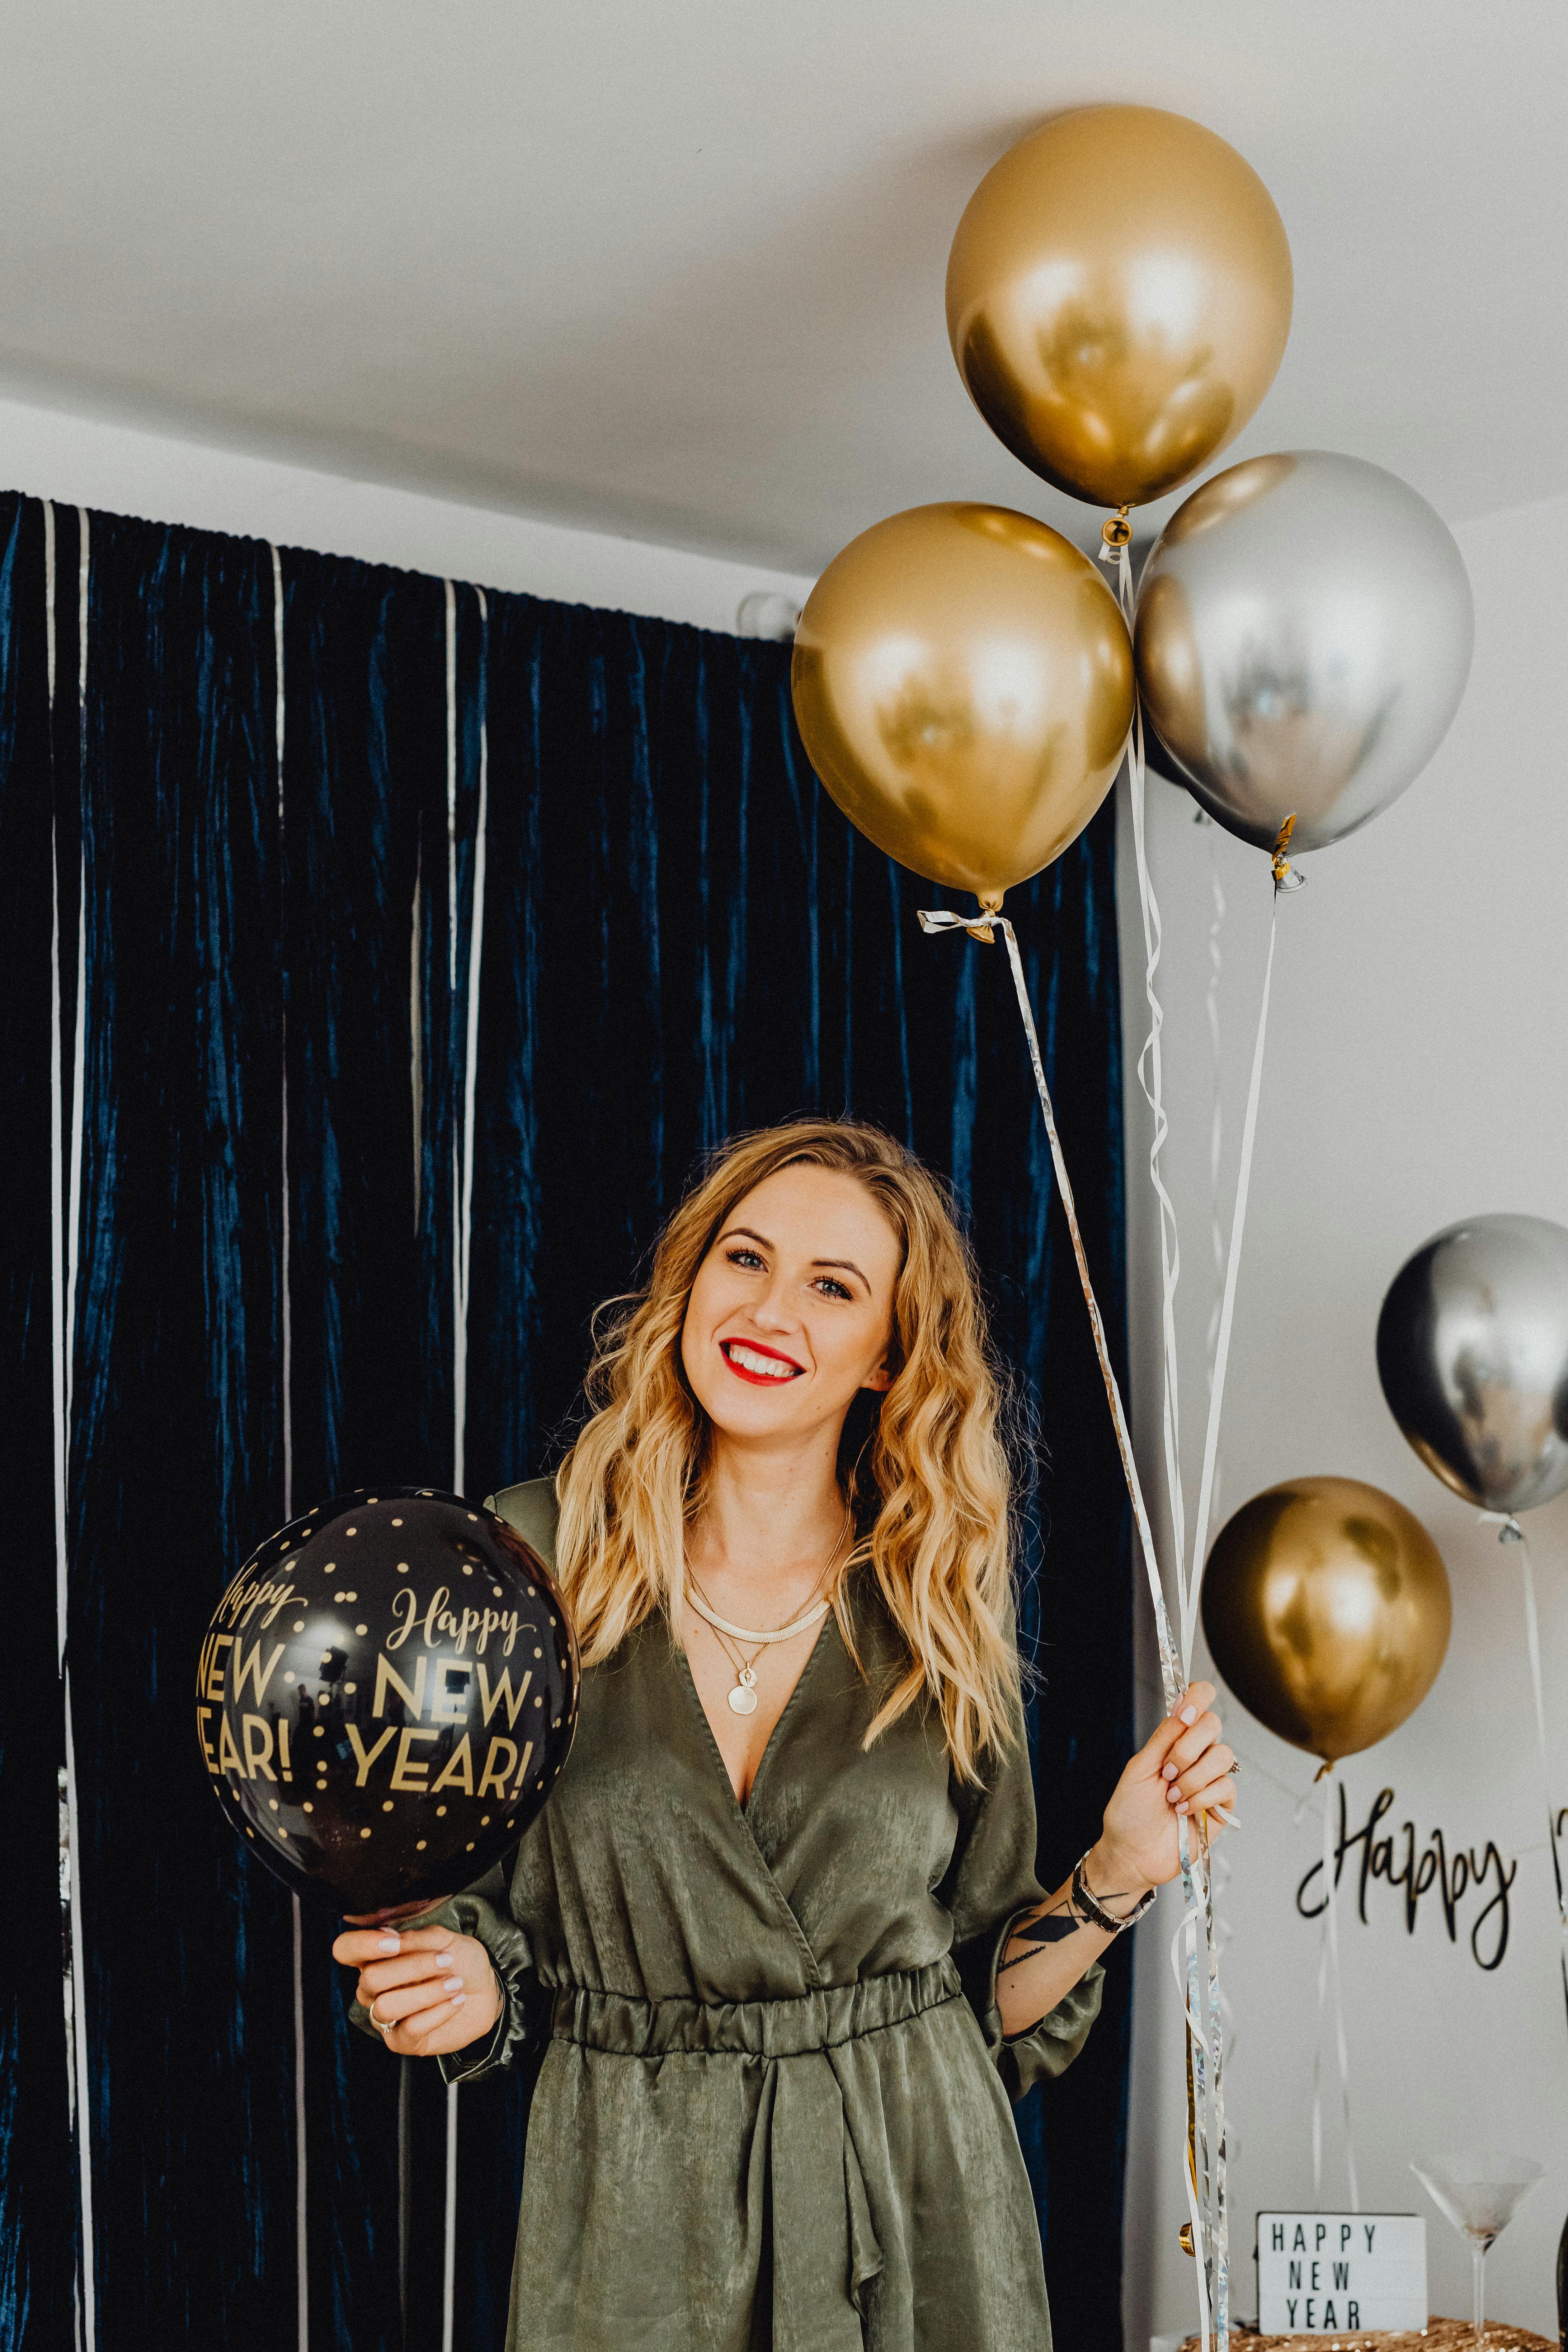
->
<box><xmin>453</xmin><ymin>588</ymin><xmax>488</xmax><ymax>1501</ymax></box>
<box><xmin>1479</xmin><ymin>1513</ymin><xmax>1568</xmax><ymax>2028</ymax></box>
<box><xmin>441</xmin><ymin>2081</ymin><xmax>460</xmax><ymax>2352</ymax></box>
<box><xmin>445</xmin><ymin>582</ymin><xmax>458</xmax><ymax>994</ymax></box>
<box><xmin>411</xmin><ymin>841</ymin><xmax>424</xmax><ymax>1233</ymax></box>
<box><xmin>442</xmin><ymin>579</ymin><xmax>462</xmax><ymax>2351</ymax></box>
<box><xmin>48</xmin><ymin>498</ymin><xmax>98</xmax><ymax>2352</ymax></box>
<box><xmin>442</xmin><ymin>583</ymin><xmax>489</xmax><ymax>2350</ymax></box>
<box><xmin>270</xmin><ymin>541</ymin><xmax>310</xmax><ymax>2352</ymax></box>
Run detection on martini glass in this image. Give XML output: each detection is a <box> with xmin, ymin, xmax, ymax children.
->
<box><xmin>1410</xmin><ymin>2149</ymin><xmax>1544</xmax><ymax>2348</ymax></box>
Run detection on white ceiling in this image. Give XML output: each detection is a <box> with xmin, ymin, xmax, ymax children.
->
<box><xmin>1</xmin><ymin>2</ymin><xmax>1560</xmax><ymax>574</ymax></box>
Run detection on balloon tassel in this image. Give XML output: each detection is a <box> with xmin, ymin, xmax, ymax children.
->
<box><xmin>1271</xmin><ymin>813</ymin><xmax>1306</xmax><ymax>894</ymax></box>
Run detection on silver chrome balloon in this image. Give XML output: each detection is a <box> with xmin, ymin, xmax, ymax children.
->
<box><xmin>1135</xmin><ymin>451</ymin><xmax>1474</xmax><ymax>853</ymax></box>
<box><xmin>1377</xmin><ymin>1214</ymin><xmax>1568</xmax><ymax>1514</ymax></box>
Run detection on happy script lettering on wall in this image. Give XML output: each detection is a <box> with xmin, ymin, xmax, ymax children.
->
<box><xmin>1296</xmin><ymin>1782</ymin><xmax>1516</xmax><ymax>1968</ymax></box>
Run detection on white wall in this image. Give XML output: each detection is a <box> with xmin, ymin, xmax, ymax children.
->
<box><xmin>1119</xmin><ymin>487</ymin><xmax>1568</xmax><ymax>2346</ymax></box>
<box><xmin>0</xmin><ymin>389</ymin><xmax>813</xmax><ymax>631</ymax></box>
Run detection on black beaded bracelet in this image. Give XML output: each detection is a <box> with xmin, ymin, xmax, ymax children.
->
<box><xmin>1071</xmin><ymin>1850</ymin><xmax>1157</xmax><ymax>1937</ymax></box>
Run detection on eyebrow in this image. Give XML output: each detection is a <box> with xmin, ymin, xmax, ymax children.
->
<box><xmin>719</xmin><ymin>1226</ymin><xmax>871</xmax><ymax>1291</ymax></box>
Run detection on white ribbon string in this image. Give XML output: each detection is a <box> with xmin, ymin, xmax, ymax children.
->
<box><xmin>1479</xmin><ymin>1511</ymin><xmax>1568</xmax><ymax>2030</ymax></box>
<box><xmin>1311</xmin><ymin>1767</ymin><xmax>1360</xmax><ymax>2208</ymax></box>
<box><xmin>1205</xmin><ymin>832</ymin><xmax>1226</xmax><ymax>1526</ymax></box>
<box><xmin>1111</xmin><ymin>540</ymin><xmax>1188</xmax><ymax>1587</ymax></box>
<box><xmin>916</xmin><ymin>904</ymin><xmax>1182</xmax><ymax>1705</ymax></box>
<box><xmin>919</xmin><ymin>889</ymin><xmax>1233</xmax><ymax>2351</ymax></box>
<box><xmin>1103</xmin><ymin>530</ymin><xmax>1239</xmax><ymax>2350</ymax></box>
<box><xmin>1185</xmin><ymin>897</ymin><xmax>1279</xmax><ymax>1665</ymax></box>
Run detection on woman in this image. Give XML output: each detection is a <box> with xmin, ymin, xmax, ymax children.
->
<box><xmin>335</xmin><ymin>1118</ymin><xmax>1233</xmax><ymax>2351</ymax></box>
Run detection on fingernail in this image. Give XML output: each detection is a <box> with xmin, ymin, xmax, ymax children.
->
<box><xmin>1166</xmin><ymin>1784</ymin><xmax>1181</xmax><ymax>1802</ymax></box>
<box><xmin>1162</xmin><ymin>1761</ymin><xmax>1177</xmax><ymax>1779</ymax></box>
<box><xmin>1176</xmin><ymin>1800</ymin><xmax>1190</xmax><ymax>1814</ymax></box>
<box><xmin>377</xmin><ymin>1937</ymin><xmax>400</xmax><ymax>1953</ymax></box>
<box><xmin>442</xmin><ymin>1975</ymin><xmax>463</xmax><ymax>1993</ymax></box>
<box><xmin>1179</xmin><ymin>1706</ymin><xmax>1197</xmax><ymax>1725</ymax></box>
<box><xmin>449</xmin><ymin>1992</ymin><xmax>466</xmax><ymax>2007</ymax></box>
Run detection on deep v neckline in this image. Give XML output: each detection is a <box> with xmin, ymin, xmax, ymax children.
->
<box><xmin>675</xmin><ymin>1604</ymin><xmax>839</xmax><ymax>1819</ymax></box>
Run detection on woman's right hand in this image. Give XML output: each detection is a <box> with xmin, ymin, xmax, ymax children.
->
<box><xmin>331</xmin><ymin>1924</ymin><xmax>502</xmax><ymax>2059</ymax></box>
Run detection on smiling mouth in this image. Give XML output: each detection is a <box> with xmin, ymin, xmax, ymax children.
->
<box><xmin>720</xmin><ymin>1339</ymin><xmax>804</xmax><ymax>1384</ymax></box>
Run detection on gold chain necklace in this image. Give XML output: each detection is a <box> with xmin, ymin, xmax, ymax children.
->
<box><xmin>686</xmin><ymin>1509</ymin><xmax>852</xmax><ymax>1717</ymax></box>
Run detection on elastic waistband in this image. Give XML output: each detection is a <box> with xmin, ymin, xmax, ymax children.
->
<box><xmin>551</xmin><ymin>1957</ymin><xmax>961</xmax><ymax>2059</ymax></box>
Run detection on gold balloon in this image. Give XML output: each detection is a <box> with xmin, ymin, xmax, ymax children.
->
<box><xmin>946</xmin><ymin>106</ymin><xmax>1293</xmax><ymax>511</ymax></box>
<box><xmin>791</xmin><ymin>502</ymin><xmax>1133</xmax><ymax>906</ymax></box>
<box><xmin>1201</xmin><ymin>1477</ymin><xmax>1451</xmax><ymax>1764</ymax></box>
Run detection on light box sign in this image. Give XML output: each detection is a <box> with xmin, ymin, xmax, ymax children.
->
<box><xmin>1257</xmin><ymin>2212</ymin><xmax>1427</xmax><ymax>2335</ymax></box>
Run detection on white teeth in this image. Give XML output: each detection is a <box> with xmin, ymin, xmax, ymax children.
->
<box><xmin>725</xmin><ymin>1342</ymin><xmax>796</xmax><ymax>1379</ymax></box>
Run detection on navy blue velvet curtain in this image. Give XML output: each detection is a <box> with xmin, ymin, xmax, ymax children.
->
<box><xmin>0</xmin><ymin>489</ymin><xmax>1132</xmax><ymax>2351</ymax></box>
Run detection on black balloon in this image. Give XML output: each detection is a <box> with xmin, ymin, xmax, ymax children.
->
<box><xmin>197</xmin><ymin>1487</ymin><xmax>578</xmax><ymax>1914</ymax></box>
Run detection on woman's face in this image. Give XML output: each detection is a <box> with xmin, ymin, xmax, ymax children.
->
<box><xmin>681</xmin><ymin>1165</ymin><xmax>901</xmax><ymax>1450</ymax></box>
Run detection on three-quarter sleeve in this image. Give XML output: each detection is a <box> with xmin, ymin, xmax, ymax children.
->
<box><xmin>942</xmin><ymin>1706</ymin><xmax>1104</xmax><ymax>2104</ymax></box>
<box><xmin>346</xmin><ymin>1859</ymin><xmax>539</xmax><ymax>2087</ymax></box>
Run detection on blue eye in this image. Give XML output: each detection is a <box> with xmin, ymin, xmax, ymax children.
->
<box><xmin>816</xmin><ymin>1277</ymin><xmax>852</xmax><ymax>1302</ymax></box>
<box><xmin>727</xmin><ymin>1247</ymin><xmax>764</xmax><ymax>1270</ymax></box>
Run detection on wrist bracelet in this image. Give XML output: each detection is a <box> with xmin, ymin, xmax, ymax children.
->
<box><xmin>1071</xmin><ymin>1850</ymin><xmax>1157</xmax><ymax>1936</ymax></box>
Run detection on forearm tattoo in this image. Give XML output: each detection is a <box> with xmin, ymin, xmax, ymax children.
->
<box><xmin>997</xmin><ymin>1878</ymin><xmax>1134</xmax><ymax>1975</ymax></box>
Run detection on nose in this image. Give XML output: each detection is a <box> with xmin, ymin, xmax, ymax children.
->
<box><xmin>750</xmin><ymin>1272</ymin><xmax>800</xmax><ymax>1336</ymax></box>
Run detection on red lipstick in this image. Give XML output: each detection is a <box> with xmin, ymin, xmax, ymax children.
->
<box><xmin>719</xmin><ymin>1338</ymin><xmax>804</xmax><ymax>1386</ymax></box>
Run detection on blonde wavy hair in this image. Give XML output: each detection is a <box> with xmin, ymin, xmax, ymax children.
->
<box><xmin>552</xmin><ymin>1118</ymin><xmax>1021</xmax><ymax>1783</ymax></box>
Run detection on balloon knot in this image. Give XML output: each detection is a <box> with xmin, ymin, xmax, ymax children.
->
<box><xmin>1100</xmin><ymin>506</ymin><xmax>1133</xmax><ymax>553</ymax></box>
<box><xmin>1272</xmin><ymin>812</ymin><xmax>1306</xmax><ymax>894</ymax></box>
<box><xmin>1313</xmin><ymin>1757</ymin><xmax>1333</xmax><ymax>1783</ymax></box>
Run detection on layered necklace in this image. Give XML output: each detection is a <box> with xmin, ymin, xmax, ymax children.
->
<box><xmin>685</xmin><ymin>1507</ymin><xmax>854</xmax><ymax>1717</ymax></box>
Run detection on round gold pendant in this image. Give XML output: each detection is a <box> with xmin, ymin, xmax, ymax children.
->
<box><xmin>727</xmin><ymin>1684</ymin><xmax>759</xmax><ymax>1716</ymax></box>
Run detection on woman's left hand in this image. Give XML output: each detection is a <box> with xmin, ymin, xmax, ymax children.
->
<box><xmin>1092</xmin><ymin>1681</ymin><xmax>1235</xmax><ymax>1897</ymax></box>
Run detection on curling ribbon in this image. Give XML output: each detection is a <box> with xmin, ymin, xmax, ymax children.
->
<box><xmin>1478</xmin><ymin>1511</ymin><xmax>1568</xmax><ymax>2033</ymax></box>
<box><xmin>1107</xmin><ymin>527</ymin><xmax>1234</xmax><ymax>2349</ymax></box>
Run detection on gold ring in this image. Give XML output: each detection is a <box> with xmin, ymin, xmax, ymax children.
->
<box><xmin>368</xmin><ymin>2000</ymin><xmax>394</xmax><ymax>2035</ymax></box>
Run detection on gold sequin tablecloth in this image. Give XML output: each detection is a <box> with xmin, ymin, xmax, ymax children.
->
<box><xmin>1176</xmin><ymin>2323</ymin><xmax>1554</xmax><ymax>2351</ymax></box>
